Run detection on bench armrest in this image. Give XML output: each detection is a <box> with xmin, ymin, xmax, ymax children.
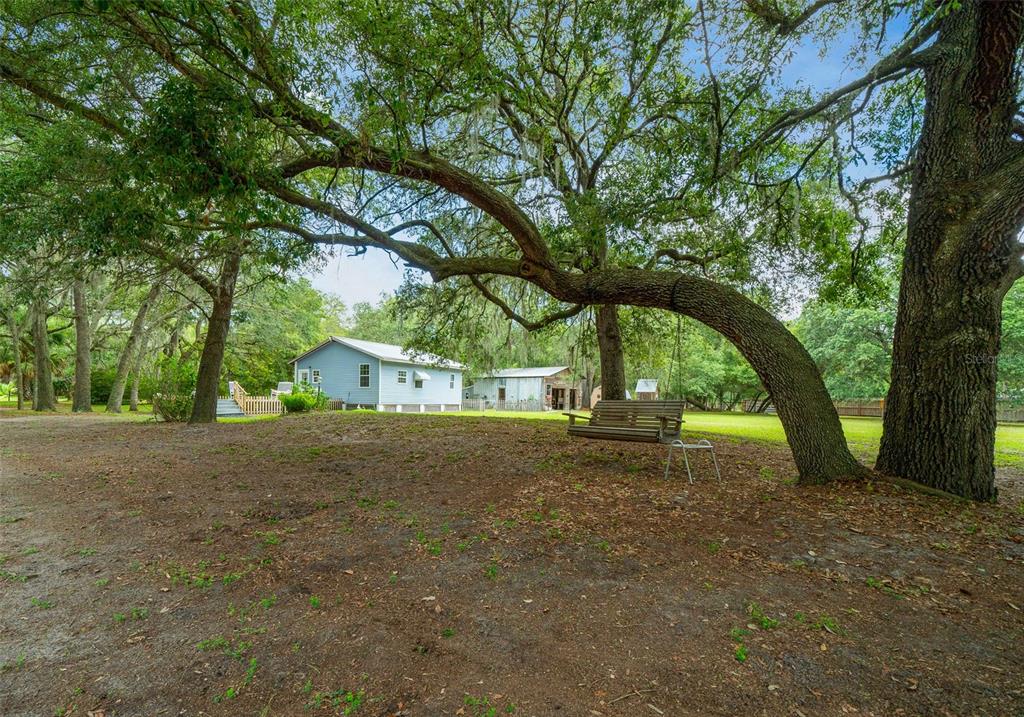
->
<box><xmin>563</xmin><ymin>411</ymin><xmax>589</xmax><ymax>426</ymax></box>
<box><xmin>658</xmin><ymin>415</ymin><xmax>684</xmax><ymax>436</ymax></box>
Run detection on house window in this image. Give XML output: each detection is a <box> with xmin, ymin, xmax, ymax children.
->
<box><xmin>359</xmin><ymin>363</ymin><xmax>370</xmax><ymax>388</ymax></box>
<box><xmin>546</xmin><ymin>384</ymin><xmax>552</xmax><ymax>395</ymax></box>
<box><xmin>498</xmin><ymin>378</ymin><xmax>506</xmax><ymax>387</ymax></box>
<box><xmin>397</xmin><ymin>370</ymin><xmax>407</xmax><ymax>384</ymax></box>
<box><xmin>414</xmin><ymin>379</ymin><xmax>424</xmax><ymax>389</ymax></box>
<box><xmin>312</xmin><ymin>369</ymin><xmax>321</xmax><ymax>384</ymax></box>
<box><xmin>449</xmin><ymin>374</ymin><xmax>455</xmax><ymax>389</ymax></box>
<box><xmin>298</xmin><ymin>369</ymin><xmax>310</xmax><ymax>384</ymax></box>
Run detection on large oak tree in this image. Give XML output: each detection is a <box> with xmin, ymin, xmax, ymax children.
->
<box><xmin>3</xmin><ymin>0</ymin><xmax>1022</xmax><ymax>497</ymax></box>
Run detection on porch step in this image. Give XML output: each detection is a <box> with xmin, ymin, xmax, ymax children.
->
<box><xmin>217</xmin><ymin>398</ymin><xmax>245</xmax><ymax>418</ymax></box>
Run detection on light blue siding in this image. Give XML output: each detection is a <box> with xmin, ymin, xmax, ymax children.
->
<box><xmin>292</xmin><ymin>339</ymin><xmax>464</xmax><ymax>409</ymax></box>
<box><xmin>469</xmin><ymin>376</ymin><xmax>543</xmax><ymax>401</ymax></box>
<box><xmin>378</xmin><ymin>361</ymin><xmax>463</xmax><ymax>406</ymax></box>
<box><xmin>293</xmin><ymin>342</ymin><xmax>379</xmax><ymax>405</ymax></box>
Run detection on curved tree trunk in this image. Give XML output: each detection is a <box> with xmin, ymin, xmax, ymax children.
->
<box><xmin>876</xmin><ymin>1</ymin><xmax>1024</xmax><ymax>501</ymax></box>
<box><xmin>531</xmin><ymin>267</ymin><xmax>866</xmax><ymax>483</ymax></box>
<box><xmin>674</xmin><ymin>292</ymin><xmax>859</xmax><ymax>482</ymax></box>
<box><xmin>107</xmin><ymin>283</ymin><xmax>160</xmax><ymax>413</ymax></box>
<box><xmin>30</xmin><ymin>296</ymin><xmax>56</xmax><ymax>412</ymax></box>
<box><xmin>189</xmin><ymin>249</ymin><xmax>242</xmax><ymax>424</ymax></box>
<box><xmin>596</xmin><ymin>304</ymin><xmax>626</xmax><ymax>400</ymax></box>
<box><xmin>72</xmin><ymin>279</ymin><xmax>92</xmax><ymax>412</ymax></box>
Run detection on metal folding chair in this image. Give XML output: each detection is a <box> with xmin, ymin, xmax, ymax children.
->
<box><xmin>665</xmin><ymin>438</ymin><xmax>721</xmax><ymax>484</ymax></box>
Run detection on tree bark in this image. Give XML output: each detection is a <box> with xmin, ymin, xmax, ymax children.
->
<box><xmin>72</xmin><ymin>279</ymin><xmax>92</xmax><ymax>411</ymax></box>
<box><xmin>5</xmin><ymin>311</ymin><xmax>24</xmax><ymax>410</ymax></box>
<box><xmin>30</xmin><ymin>296</ymin><xmax>56</xmax><ymax>411</ymax></box>
<box><xmin>106</xmin><ymin>283</ymin><xmax>160</xmax><ymax>413</ymax></box>
<box><xmin>189</xmin><ymin>249</ymin><xmax>242</xmax><ymax>423</ymax></box>
<box><xmin>876</xmin><ymin>1</ymin><xmax>1024</xmax><ymax>501</ymax></box>
<box><xmin>596</xmin><ymin>304</ymin><xmax>626</xmax><ymax>400</ymax></box>
<box><xmin>129</xmin><ymin>335</ymin><xmax>147</xmax><ymax>411</ymax></box>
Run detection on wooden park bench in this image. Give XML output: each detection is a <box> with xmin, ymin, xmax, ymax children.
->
<box><xmin>565</xmin><ymin>399</ymin><xmax>720</xmax><ymax>483</ymax></box>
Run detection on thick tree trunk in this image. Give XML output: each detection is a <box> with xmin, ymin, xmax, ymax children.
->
<box><xmin>876</xmin><ymin>1</ymin><xmax>1024</xmax><ymax>501</ymax></box>
<box><xmin>72</xmin><ymin>279</ymin><xmax>92</xmax><ymax>412</ymax></box>
<box><xmin>5</xmin><ymin>312</ymin><xmax>24</xmax><ymax>410</ymax></box>
<box><xmin>189</xmin><ymin>250</ymin><xmax>242</xmax><ymax>424</ymax></box>
<box><xmin>877</xmin><ymin>254</ymin><xmax>1006</xmax><ymax>500</ymax></box>
<box><xmin>596</xmin><ymin>304</ymin><xmax>626</xmax><ymax>400</ymax></box>
<box><xmin>107</xmin><ymin>284</ymin><xmax>160</xmax><ymax>413</ymax></box>
<box><xmin>30</xmin><ymin>297</ymin><xmax>56</xmax><ymax>412</ymax></box>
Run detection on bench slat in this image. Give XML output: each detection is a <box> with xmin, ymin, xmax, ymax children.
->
<box><xmin>568</xmin><ymin>400</ymin><xmax>685</xmax><ymax>444</ymax></box>
<box><xmin>568</xmin><ymin>426</ymin><xmax>661</xmax><ymax>443</ymax></box>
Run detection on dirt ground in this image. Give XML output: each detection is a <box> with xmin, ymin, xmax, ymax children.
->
<box><xmin>1</xmin><ymin>411</ymin><xmax>1022</xmax><ymax>717</ymax></box>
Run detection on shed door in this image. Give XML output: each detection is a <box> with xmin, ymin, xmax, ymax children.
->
<box><xmin>498</xmin><ymin>387</ymin><xmax>506</xmax><ymax>401</ymax></box>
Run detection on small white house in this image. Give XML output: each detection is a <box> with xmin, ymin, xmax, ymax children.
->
<box><xmin>635</xmin><ymin>379</ymin><xmax>659</xmax><ymax>400</ymax></box>
<box><xmin>290</xmin><ymin>336</ymin><xmax>464</xmax><ymax>412</ymax></box>
<box><xmin>467</xmin><ymin>366</ymin><xmax>580</xmax><ymax>410</ymax></box>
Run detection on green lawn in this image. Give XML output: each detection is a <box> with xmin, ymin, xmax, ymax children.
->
<box><xmin>7</xmin><ymin>402</ymin><xmax>1023</xmax><ymax>470</ymax></box>
<box><xmin>446</xmin><ymin>408</ymin><xmax>1024</xmax><ymax>470</ymax></box>
<box><xmin>682</xmin><ymin>412</ymin><xmax>1024</xmax><ymax>469</ymax></box>
<box><xmin>0</xmin><ymin>399</ymin><xmax>153</xmax><ymax>416</ymax></box>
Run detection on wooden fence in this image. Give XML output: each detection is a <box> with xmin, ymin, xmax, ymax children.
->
<box><xmin>229</xmin><ymin>383</ymin><xmax>283</xmax><ymax>415</ymax></box>
<box><xmin>833</xmin><ymin>400</ymin><xmax>885</xmax><ymax>417</ymax></box>
<box><xmin>227</xmin><ymin>383</ymin><xmax>348</xmax><ymax>416</ymax></box>
<box><xmin>997</xmin><ymin>405</ymin><xmax>1024</xmax><ymax>423</ymax></box>
<box><xmin>835</xmin><ymin>400</ymin><xmax>1024</xmax><ymax>421</ymax></box>
<box><xmin>242</xmin><ymin>395</ymin><xmax>284</xmax><ymax>415</ymax></box>
<box><xmin>462</xmin><ymin>398</ymin><xmax>547</xmax><ymax>412</ymax></box>
<box><xmin>740</xmin><ymin>397</ymin><xmax>1024</xmax><ymax>423</ymax></box>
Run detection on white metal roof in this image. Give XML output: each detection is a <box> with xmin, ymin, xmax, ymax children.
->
<box><xmin>635</xmin><ymin>379</ymin><xmax>659</xmax><ymax>393</ymax></box>
<box><xmin>291</xmin><ymin>336</ymin><xmax>464</xmax><ymax>369</ymax></box>
<box><xmin>481</xmin><ymin>366</ymin><xmax>569</xmax><ymax>379</ymax></box>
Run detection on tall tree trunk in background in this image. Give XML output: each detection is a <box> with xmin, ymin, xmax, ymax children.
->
<box><xmin>106</xmin><ymin>283</ymin><xmax>160</xmax><ymax>413</ymax></box>
<box><xmin>877</xmin><ymin>2</ymin><xmax>1024</xmax><ymax>500</ymax></box>
<box><xmin>190</xmin><ymin>249</ymin><xmax>242</xmax><ymax>423</ymax></box>
<box><xmin>165</xmin><ymin>314</ymin><xmax>185</xmax><ymax>357</ymax></box>
<box><xmin>5</xmin><ymin>312</ymin><xmax>24</xmax><ymax>410</ymax></box>
<box><xmin>596</xmin><ymin>304</ymin><xmax>626</xmax><ymax>400</ymax></box>
<box><xmin>30</xmin><ymin>296</ymin><xmax>55</xmax><ymax>411</ymax></box>
<box><xmin>580</xmin><ymin>356</ymin><xmax>596</xmax><ymax>409</ymax></box>
<box><xmin>156</xmin><ymin>314</ymin><xmax>186</xmax><ymax>386</ymax></box>
<box><xmin>129</xmin><ymin>336</ymin><xmax>148</xmax><ymax>411</ymax></box>
<box><xmin>72</xmin><ymin>279</ymin><xmax>92</xmax><ymax>411</ymax></box>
